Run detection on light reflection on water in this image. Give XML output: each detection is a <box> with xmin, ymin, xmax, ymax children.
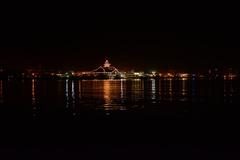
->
<box><xmin>0</xmin><ymin>80</ymin><xmax>3</xmax><ymax>104</ymax></box>
<box><xmin>0</xmin><ymin>79</ymin><xmax>240</xmax><ymax>114</ymax></box>
<box><xmin>224</xmin><ymin>80</ymin><xmax>235</xmax><ymax>104</ymax></box>
<box><xmin>32</xmin><ymin>79</ymin><xmax>36</xmax><ymax>106</ymax></box>
<box><xmin>31</xmin><ymin>79</ymin><xmax>39</xmax><ymax>117</ymax></box>
<box><xmin>71</xmin><ymin>81</ymin><xmax>76</xmax><ymax>115</ymax></box>
<box><xmin>180</xmin><ymin>78</ymin><xmax>188</xmax><ymax>102</ymax></box>
<box><xmin>168</xmin><ymin>78</ymin><xmax>173</xmax><ymax>101</ymax></box>
<box><xmin>151</xmin><ymin>79</ymin><xmax>156</xmax><ymax>101</ymax></box>
<box><xmin>65</xmin><ymin>79</ymin><xmax>69</xmax><ymax>108</ymax></box>
<box><xmin>103</xmin><ymin>80</ymin><xmax>111</xmax><ymax>111</ymax></box>
<box><xmin>182</xmin><ymin>78</ymin><xmax>187</xmax><ymax>96</ymax></box>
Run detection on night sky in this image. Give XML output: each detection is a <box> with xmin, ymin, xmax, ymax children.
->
<box><xmin>1</xmin><ymin>7</ymin><xmax>240</xmax><ymax>72</ymax></box>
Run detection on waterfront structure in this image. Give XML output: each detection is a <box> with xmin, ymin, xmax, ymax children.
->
<box><xmin>92</xmin><ymin>59</ymin><xmax>125</xmax><ymax>79</ymax></box>
<box><xmin>93</xmin><ymin>60</ymin><xmax>120</xmax><ymax>74</ymax></box>
<box><xmin>78</xmin><ymin>59</ymin><xmax>125</xmax><ymax>79</ymax></box>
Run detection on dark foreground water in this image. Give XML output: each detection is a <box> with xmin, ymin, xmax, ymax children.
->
<box><xmin>1</xmin><ymin>78</ymin><xmax>240</xmax><ymax>159</ymax></box>
<box><xmin>1</xmin><ymin>78</ymin><xmax>239</xmax><ymax>113</ymax></box>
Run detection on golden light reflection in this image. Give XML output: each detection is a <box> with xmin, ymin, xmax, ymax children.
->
<box><xmin>169</xmin><ymin>78</ymin><xmax>173</xmax><ymax>101</ymax></box>
<box><xmin>120</xmin><ymin>79</ymin><xmax>124</xmax><ymax>99</ymax></box>
<box><xmin>103</xmin><ymin>80</ymin><xmax>111</xmax><ymax>107</ymax></box>
<box><xmin>0</xmin><ymin>80</ymin><xmax>3</xmax><ymax>104</ymax></box>
<box><xmin>31</xmin><ymin>79</ymin><xmax>36</xmax><ymax>106</ymax></box>
<box><xmin>182</xmin><ymin>79</ymin><xmax>187</xmax><ymax>96</ymax></box>
<box><xmin>101</xmin><ymin>80</ymin><xmax>126</xmax><ymax>111</ymax></box>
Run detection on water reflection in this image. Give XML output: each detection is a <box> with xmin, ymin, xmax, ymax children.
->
<box><xmin>167</xmin><ymin>78</ymin><xmax>173</xmax><ymax>101</ymax></box>
<box><xmin>181</xmin><ymin>78</ymin><xmax>187</xmax><ymax>96</ymax></box>
<box><xmin>103</xmin><ymin>80</ymin><xmax>111</xmax><ymax>110</ymax></box>
<box><xmin>39</xmin><ymin>79</ymin><xmax>240</xmax><ymax>110</ymax></box>
<box><xmin>102</xmin><ymin>80</ymin><xmax>127</xmax><ymax>111</ymax></box>
<box><xmin>159</xmin><ymin>78</ymin><xmax>192</xmax><ymax>102</ymax></box>
<box><xmin>130</xmin><ymin>79</ymin><xmax>144</xmax><ymax>101</ymax></box>
<box><xmin>121</xmin><ymin>79</ymin><xmax>124</xmax><ymax>99</ymax></box>
<box><xmin>71</xmin><ymin>81</ymin><xmax>76</xmax><ymax>115</ymax></box>
<box><xmin>65</xmin><ymin>79</ymin><xmax>69</xmax><ymax>108</ymax></box>
<box><xmin>180</xmin><ymin>78</ymin><xmax>188</xmax><ymax>102</ymax></box>
<box><xmin>2</xmin><ymin>79</ymin><xmax>240</xmax><ymax>114</ymax></box>
<box><xmin>78</xmin><ymin>80</ymin><xmax>82</xmax><ymax>100</ymax></box>
<box><xmin>151</xmin><ymin>79</ymin><xmax>156</xmax><ymax>101</ymax></box>
<box><xmin>31</xmin><ymin>79</ymin><xmax>39</xmax><ymax>117</ymax></box>
<box><xmin>224</xmin><ymin>79</ymin><xmax>234</xmax><ymax>103</ymax></box>
<box><xmin>158</xmin><ymin>79</ymin><xmax>162</xmax><ymax>101</ymax></box>
<box><xmin>0</xmin><ymin>80</ymin><xmax>3</xmax><ymax>104</ymax></box>
<box><xmin>32</xmin><ymin>79</ymin><xmax>36</xmax><ymax>106</ymax></box>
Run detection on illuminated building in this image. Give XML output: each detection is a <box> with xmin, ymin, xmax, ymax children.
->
<box><xmin>90</xmin><ymin>59</ymin><xmax>125</xmax><ymax>79</ymax></box>
<box><xmin>93</xmin><ymin>60</ymin><xmax>119</xmax><ymax>73</ymax></box>
<box><xmin>126</xmin><ymin>71</ymin><xmax>145</xmax><ymax>78</ymax></box>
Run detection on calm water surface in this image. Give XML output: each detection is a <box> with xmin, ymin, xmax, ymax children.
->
<box><xmin>0</xmin><ymin>78</ymin><xmax>240</xmax><ymax>117</ymax></box>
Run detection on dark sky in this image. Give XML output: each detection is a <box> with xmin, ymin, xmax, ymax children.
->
<box><xmin>1</xmin><ymin>5</ymin><xmax>240</xmax><ymax>72</ymax></box>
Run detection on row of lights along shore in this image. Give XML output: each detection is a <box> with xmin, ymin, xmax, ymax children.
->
<box><xmin>0</xmin><ymin>60</ymin><xmax>238</xmax><ymax>80</ymax></box>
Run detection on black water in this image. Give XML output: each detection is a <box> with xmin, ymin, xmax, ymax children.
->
<box><xmin>1</xmin><ymin>78</ymin><xmax>239</xmax><ymax>113</ymax></box>
<box><xmin>1</xmin><ymin>79</ymin><xmax>240</xmax><ymax>159</ymax></box>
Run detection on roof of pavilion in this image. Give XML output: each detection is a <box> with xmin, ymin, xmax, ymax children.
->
<box><xmin>92</xmin><ymin>60</ymin><xmax>120</xmax><ymax>73</ymax></box>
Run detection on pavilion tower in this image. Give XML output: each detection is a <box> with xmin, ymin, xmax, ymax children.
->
<box><xmin>103</xmin><ymin>60</ymin><xmax>111</xmax><ymax>68</ymax></box>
